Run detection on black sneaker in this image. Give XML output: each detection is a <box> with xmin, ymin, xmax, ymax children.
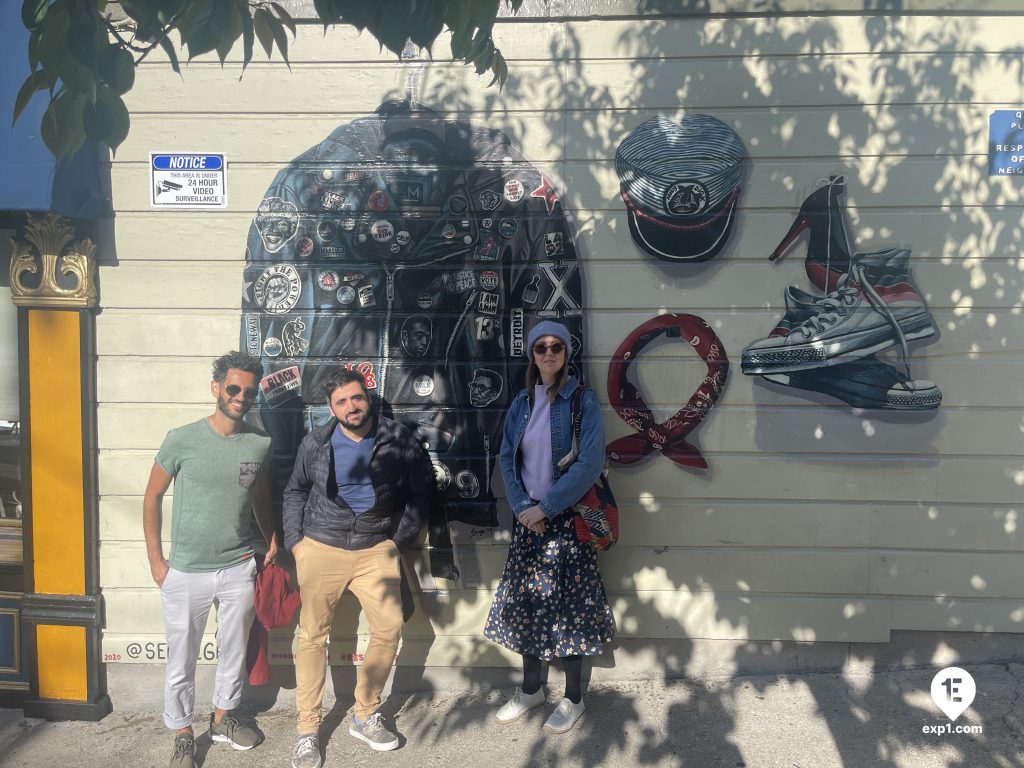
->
<box><xmin>291</xmin><ymin>733</ymin><xmax>322</xmax><ymax>768</ymax></box>
<box><xmin>763</xmin><ymin>357</ymin><xmax>942</xmax><ymax>410</ymax></box>
<box><xmin>209</xmin><ymin>713</ymin><xmax>259</xmax><ymax>750</ymax></box>
<box><xmin>349</xmin><ymin>712</ymin><xmax>399</xmax><ymax>751</ymax></box>
<box><xmin>168</xmin><ymin>733</ymin><xmax>194</xmax><ymax>768</ymax></box>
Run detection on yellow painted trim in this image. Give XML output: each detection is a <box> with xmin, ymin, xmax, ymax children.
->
<box><xmin>28</xmin><ymin>310</ymin><xmax>85</xmax><ymax>595</ymax></box>
<box><xmin>36</xmin><ymin>625</ymin><xmax>87</xmax><ymax>700</ymax></box>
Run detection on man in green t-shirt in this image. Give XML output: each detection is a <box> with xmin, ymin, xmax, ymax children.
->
<box><xmin>143</xmin><ymin>351</ymin><xmax>278</xmax><ymax>768</ymax></box>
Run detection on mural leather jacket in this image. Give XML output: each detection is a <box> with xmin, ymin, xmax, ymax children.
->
<box><xmin>241</xmin><ymin>101</ymin><xmax>584</xmax><ymax>538</ymax></box>
<box><xmin>500</xmin><ymin>376</ymin><xmax>605</xmax><ymax>521</ymax></box>
<box><xmin>282</xmin><ymin>414</ymin><xmax>434</xmax><ymax>553</ymax></box>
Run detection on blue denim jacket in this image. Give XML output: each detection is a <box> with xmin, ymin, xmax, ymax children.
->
<box><xmin>499</xmin><ymin>376</ymin><xmax>606</xmax><ymax>520</ymax></box>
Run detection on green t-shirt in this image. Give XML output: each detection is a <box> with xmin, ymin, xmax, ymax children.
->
<box><xmin>156</xmin><ymin>418</ymin><xmax>273</xmax><ymax>572</ymax></box>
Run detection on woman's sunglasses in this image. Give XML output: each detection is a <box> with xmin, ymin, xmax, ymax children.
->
<box><xmin>224</xmin><ymin>384</ymin><xmax>259</xmax><ymax>401</ymax></box>
<box><xmin>533</xmin><ymin>342</ymin><xmax>565</xmax><ymax>355</ymax></box>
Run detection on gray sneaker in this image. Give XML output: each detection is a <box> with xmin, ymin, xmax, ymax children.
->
<box><xmin>209</xmin><ymin>713</ymin><xmax>259</xmax><ymax>750</ymax></box>
<box><xmin>168</xmin><ymin>733</ymin><xmax>194</xmax><ymax>768</ymax></box>
<box><xmin>291</xmin><ymin>733</ymin><xmax>322</xmax><ymax>768</ymax></box>
<box><xmin>349</xmin><ymin>711</ymin><xmax>399</xmax><ymax>751</ymax></box>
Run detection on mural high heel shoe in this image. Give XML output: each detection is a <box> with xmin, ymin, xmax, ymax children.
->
<box><xmin>769</xmin><ymin>175</ymin><xmax>853</xmax><ymax>293</ymax></box>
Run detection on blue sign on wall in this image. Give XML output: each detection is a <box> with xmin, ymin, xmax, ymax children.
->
<box><xmin>988</xmin><ymin>110</ymin><xmax>1024</xmax><ymax>176</ymax></box>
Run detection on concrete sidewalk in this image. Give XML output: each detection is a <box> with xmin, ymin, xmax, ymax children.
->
<box><xmin>2</xmin><ymin>662</ymin><xmax>1023</xmax><ymax>767</ymax></box>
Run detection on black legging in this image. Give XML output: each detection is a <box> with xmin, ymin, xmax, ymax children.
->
<box><xmin>522</xmin><ymin>653</ymin><xmax>584</xmax><ymax>704</ymax></box>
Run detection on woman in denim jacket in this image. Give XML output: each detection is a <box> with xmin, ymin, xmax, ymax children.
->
<box><xmin>484</xmin><ymin>321</ymin><xmax>615</xmax><ymax>735</ymax></box>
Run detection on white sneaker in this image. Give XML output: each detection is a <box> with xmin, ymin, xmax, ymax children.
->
<box><xmin>543</xmin><ymin>697</ymin><xmax>585</xmax><ymax>734</ymax></box>
<box><xmin>495</xmin><ymin>687</ymin><xmax>545</xmax><ymax>723</ymax></box>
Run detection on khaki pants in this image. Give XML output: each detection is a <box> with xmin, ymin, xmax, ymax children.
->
<box><xmin>293</xmin><ymin>537</ymin><xmax>403</xmax><ymax>733</ymax></box>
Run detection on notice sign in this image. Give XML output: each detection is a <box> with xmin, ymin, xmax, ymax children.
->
<box><xmin>150</xmin><ymin>152</ymin><xmax>227</xmax><ymax>207</ymax></box>
<box><xmin>988</xmin><ymin>111</ymin><xmax>1024</xmax><ymax>176</ymax></box>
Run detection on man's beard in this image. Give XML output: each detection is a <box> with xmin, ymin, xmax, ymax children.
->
<box><xmin>340</xmin><ymin>410</ymin><xmax>370</xmax><ymax>431</ymax></box>
<box><xmin>218</xmin><ymin>394</ymin><xmax>252</xmax><ymax>421</ymax></box>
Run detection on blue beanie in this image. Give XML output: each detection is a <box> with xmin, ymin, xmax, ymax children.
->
<box><xmin>525</xmin><ymin>320</ymin><xmax>572</xmax><ymax>358</ymax></box>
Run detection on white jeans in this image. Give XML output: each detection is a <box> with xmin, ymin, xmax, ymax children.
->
<box><xmin>160</xmin><ymin>557</ymin><xmax>257</xmax><ymax>729</ymax></box>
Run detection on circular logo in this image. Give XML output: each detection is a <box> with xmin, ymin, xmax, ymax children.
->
<box><xmin>371</xmin><ymin>220</ymin><xmax>395</xmax><ymax>242</ymax></box>
<box><xmin>432</xmin><ymin>461</ymin><xmax>452</xmax><ymax>491</ymax></box>
<box><xmin>337</xmin><ymin>285</ymin><xmax>356</xmax><ymax>305</ymax></box>
<box><xmin>263</xmin><ymin>337</ymin><xmax>283</xmax><ymax>357</ymax></box>
<box><xmin>396</xmin><ymin>230</ymin><xmax>411</xmax><ymax>246</ymax></box>
<box><xmin>448</xmin><ymin>195</ymin><xmax>469</xmax><ymax>214</ymax></box>
<box><xmin>413</xmin><ymin>375</ymin><xmax>435</xmax><ymax>397</ymax></box>
<box><xmin>417</xmin><ymin>293</ymin><xmax>433</xmax><ymax>309</ymax></box>
<box><xmin>664</xmin><ymin>181</ymin><xmax>710</xmax><ymax>216</ymax></box>
<box><xmin>480</xmin><ymin>270</ymin><xmax>499</xmax><ymax>290</ymax></box>
<box><xmin>479</xmin><ymin>190</ymin><xmax>501</xmax><ymax>210</ymax></box>
<box><xmin>340</xmin><ymin>217</ymin><xmax>357</xmax><ymax>231</ymax></box>
<box><xmin>295</xmin><ymin>236</ymin><xmax>315</xmax><ymax>257</ymax></box>
<box><xmin>254</xmin><ymin>264</ymin><xmax>301</xmax><ymax>314</ymax></box>
<box><xmin>368</xmin><ymin>190</ymin><xmax>391</xmax><ymax>212</ymax></box>
<box><xmin>481</xmin><ymin>217</ymin><xmax>493</xmax><ymax>229</ymax></box>
<box><xmin>317</xmin><ymin>221</ymin><xmax>338</xmax><ymax>242</ymax></box>
<box><xmin>317</xmin><ymin>270</ymin><xmax>339</xmax><ymax>291</ymax></box>
<box><xmin>321</xmin><ymin>168</ymin><xmax>334</xmax><ymax>180</ymax></box>
<box><xmin>442</xmin><ymin>224</ymin><xmax>456</xmax><ymax>239</ymax></box>
<box><xmin>504</xmin><ymin>179</ymin><xmax>524</xmax><ymax>202</ymax></box>
<box><xmin>498</xmin><ymin>218</ymin><xmax>519</xmax><ymax>238</ymax></box>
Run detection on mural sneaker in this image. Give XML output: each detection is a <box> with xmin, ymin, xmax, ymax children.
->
<box><xmin>763</xmin><ymin>358</ymin><xmax>942</xmax><ymax>410</ymax></box>
<box><xmin>209</xmin><ymin>713</ymin><xmax>259</xmax><ymax>750</ymax></box>
<box><xmin>495</xmin><ymin>686</ymin><xmax>546</xmax><ymax>723</ymax></box>
<box><xmin>291</xmin><ymin>733</ymin><xmax>322</xmax><ymax>768</ymax></box>
<box><xmin>543</xmin><ymin>697</ymin><xmax>585</xmax><ymax>734</ymax></box>
<box><xmin>349</xmin><ymin>711</ymin><xmax>399</xmax><ymax>751</ymax></box>
<box><xmin>742</xmin><ymin>248</ymin><xmax>935</xmax><ymax>374</ymax></box>
<box><xmin>168</xmin><ymin>732</ymin><xmax>195</xmax><ymax>768</ymax></box>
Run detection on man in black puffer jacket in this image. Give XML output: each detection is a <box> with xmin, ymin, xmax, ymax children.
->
<box><xmin>283</xmin><ymin>369</ymin><xmax>433</xmax><ymax>763</ymax></box>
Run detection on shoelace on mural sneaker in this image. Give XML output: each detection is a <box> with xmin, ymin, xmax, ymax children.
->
<box><xmin>794</xmin><ymin>263</ymin><xmax>912</xmax><ymax>376</ymax></box>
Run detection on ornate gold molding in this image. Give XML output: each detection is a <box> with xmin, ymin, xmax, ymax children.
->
<box><xmin>9</xmin><ymin>213</ymin><xmax>98</xmax><ymax>309</ymax></box>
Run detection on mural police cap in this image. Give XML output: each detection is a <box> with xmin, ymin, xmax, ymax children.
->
<box><xmin>615</xmin><ymin>114</ymin><xmax>747</xmax><ymax>263</ymax></box>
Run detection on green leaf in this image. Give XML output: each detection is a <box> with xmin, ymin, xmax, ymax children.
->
<box><xmin>253</xmin><ymin>8</ymin><xmax>275</xmax><ymax>58</ymax></box>
<box><xmin>159</xmin><ymin>36</ymin><xmax>181</xmax><ymax>74</ymax></box>
<box><xmin>240</xmin><ymin>10</ymin><xmax>254</xmax><ymax>74</ymax></box>
<box><xmin>96</xmin><ymin>84</ymin><xmax>130</xmax><ymax>154</ymax></box>
<box><xmin>266</xmin><ymin>14</ymin><xmax>289</xmax><ymax>65</ymax></box>
<box><xmin>41</xmin><ymin>89</ymin><xmax>87</xmax><ymax>160</ymax></box>
<box><xmin>83</xmin><ymin>97</ymin><xmax>113</xmax><ymax>142</ymax></box>
<box><xmin>12</xmin><ymin>69</ymin><xmax>50</xmax><ymax>125</ymax></box>
<box><xmin>313</xmin><ymin>0</ymin><xmax>341</xmax><ymax>27</ymax></box>
<box><xmin>54</xmin><ymin>44</ymin><xmax>97</xmax><ymax>103</ymax></box>
<box><xmin>215</xmin><ymin>2</ymin><xmax>245</xmax><ymax>63</ymax></box>
<box><xmin>21</xmin><ymin>0</ymin><xmax>49</xmax><ymax>30</ymax></box>
<box><xmin>98</xmin><ymin>44</ymin><xmax>136</xmax><ymax>96</ymax></box>
<box><xmin>269</xmin><ymin>2</ymin><xmax>296</xmax><ymax>37</ymax></box>
<box><xmin>177</xmin><ymin>1</ymin><xmax>220</xmax><ymax>59</ymax></box>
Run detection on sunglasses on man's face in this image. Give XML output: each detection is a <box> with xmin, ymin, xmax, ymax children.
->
<box><xmin>533</xmin><ymin>342</ymin><xmax>565</xmax><ymax>355</ymax></box>
<box><xmin>224</xmin><ymin>384</ymin><xmax>259</xmax><ymax>401</ymax></box>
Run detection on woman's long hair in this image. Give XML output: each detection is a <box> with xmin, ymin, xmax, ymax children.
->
<box><xmin>525</xmin><ymin>358</ymin><xmax>569</xmax><ymax>403</ymax></box>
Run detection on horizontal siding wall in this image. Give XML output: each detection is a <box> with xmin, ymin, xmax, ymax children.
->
<box><xmin>97</xmin><ymin>8</ymin><xmax>1024</xmax><ymax>666</ymax></box>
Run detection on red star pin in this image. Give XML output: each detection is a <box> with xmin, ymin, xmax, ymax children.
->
<box><xmin>530</xmin><ymin>177</ymin><xmax>559</xmax><ymax>214</ymax></box>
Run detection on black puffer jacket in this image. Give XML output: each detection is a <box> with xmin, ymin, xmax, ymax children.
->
<box><xmin>282</xmin><ymin>414</ymin><xmax>434</xmax><ymax>552</ymax></box>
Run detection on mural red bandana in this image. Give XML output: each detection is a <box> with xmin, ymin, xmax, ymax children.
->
<box><xmin>606</xmin><ymin>314</ymin><xmax>729</xmax><ymax>469</ymax></box>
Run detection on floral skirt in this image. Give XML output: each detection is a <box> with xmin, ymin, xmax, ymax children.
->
<box><xmin>484</xmin><ymin>510</ymin><xmax>615</xmax><ymax>659</ymax></box>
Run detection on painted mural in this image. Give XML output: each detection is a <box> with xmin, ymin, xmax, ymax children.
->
<box><xmin>606</xmin><ymin>314</ymin><xmax>728</xmax><ymax>469</ymax></box>
<box><xmin>239</xmin><ymin>101</ymin><xmax>583</xmax><ymax>577</ymax></box>
<box><xmin>614</xmin><ymin>114</ymin><xmax>747</xmax><ymax>262</ymax></box>
<box><xmin>741</xmin><ymin>176</ymin><xmax>942</xmax><ymax>411</ymax></box>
